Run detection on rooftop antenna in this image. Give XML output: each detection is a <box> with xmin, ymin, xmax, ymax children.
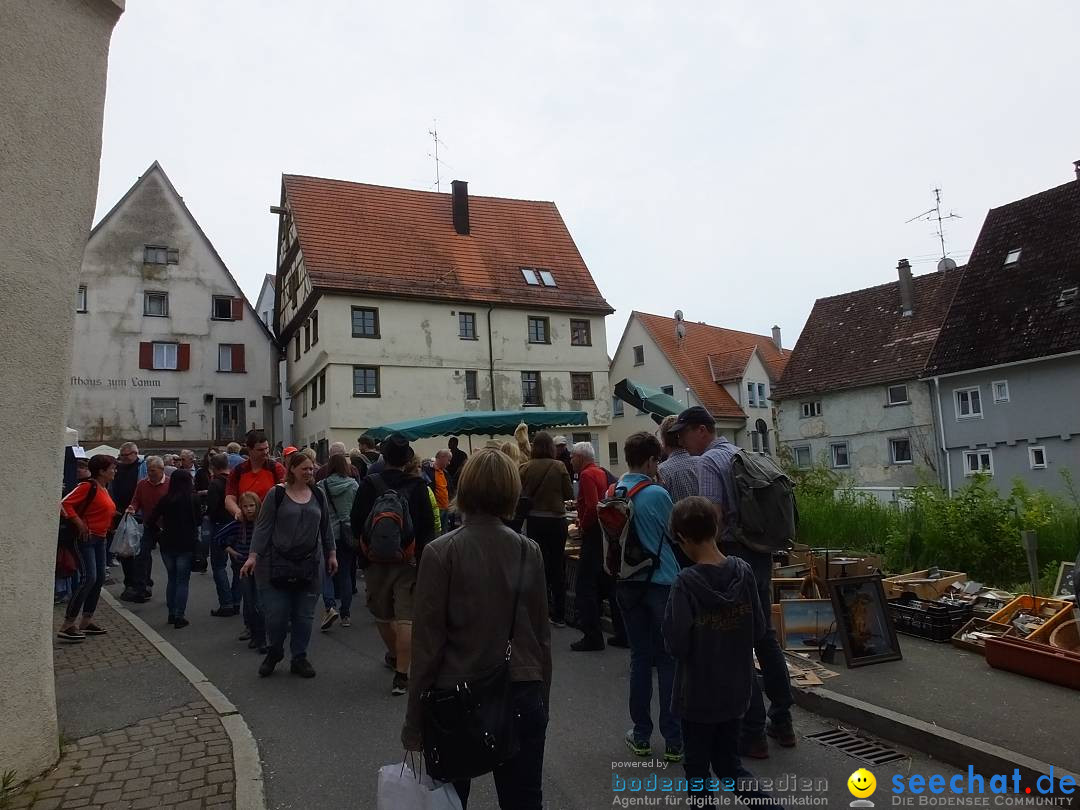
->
<box><xmin>427</xmin><ymin>119</ymin><xmax>449</xmax><ymax>192</ymax></box>
<box><xmin>906</xmin><ymin>188</ymin><xmax>961</xmax><ymax>271</ymax></box>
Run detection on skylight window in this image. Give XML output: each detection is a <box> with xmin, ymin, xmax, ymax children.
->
<box><xmin>1004</xmin><ymin>248</ymin><xmax>1022</xmax><ymax>266</ymax></box>
<box><xmin>1059</xmin><ymin>287</ymin><xmax>1078</xmax><ymax>306</ymax></box>
<box><xmin>520</xmin><ymin>268</ymin><xmax>540</xmax><ymax>285</ymax></box>
<box><xmin>538</xmin><ymin>270</ymin><xmax>557</xmax><ymax>287</ymax></box>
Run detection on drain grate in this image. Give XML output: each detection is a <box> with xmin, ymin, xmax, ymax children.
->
<box><xmin>805</xmin><ymin>729</ymin><xmax>907</xmax><ymax>765</ymax></box>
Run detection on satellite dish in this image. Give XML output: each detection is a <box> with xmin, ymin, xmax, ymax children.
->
<box><xmin>674</xmin><ymin>310</ymin><xmax>684</xmax><ymax>322</ymax></box>
<box><xmin>938</xmin><ymin>257</ymin><xmax>958</xmax><ymax>272</ymax></box>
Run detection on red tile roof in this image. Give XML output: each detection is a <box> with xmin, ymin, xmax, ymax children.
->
<box><xmin>282</xmin><ymin>175</ymin><xmax>612</xmax><ymax>314</ymax></box>
<box><xmin>635</xmin><ymin>312</ymin><xmax>788</xmax><ymax>420</ymax></box>
<box><xmin>772</xmin><ymin>270</ymin><xmax>960</xmax><ymax>400</ymax></box>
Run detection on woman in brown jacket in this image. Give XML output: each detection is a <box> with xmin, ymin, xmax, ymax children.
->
<box><xmin>519</xmin><ymin>431</ymin><xmax>575</xmax><ymax>627</ymax></box>
<box><xmin>403</xmin><ymin>448</ymin><xmax>552</xmax><ymax>810</ymax></box>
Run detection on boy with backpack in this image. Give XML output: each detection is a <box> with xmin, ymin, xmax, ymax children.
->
<box><xmin>350</xmin><ymin>433</ymin><xmax>436</xmax><ymax>695</ymax></box>
<box><xmin>663</xmin><ymin>496</ymin><xmax>783</xmax><ymax>810</ymax></box>
<box><xmin>599</xmin><ymin>432</ymin><xmax>683</xmax><ymax>762</ymax></box>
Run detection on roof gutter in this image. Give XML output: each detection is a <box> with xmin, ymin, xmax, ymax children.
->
<box><xmin>487</xmin><ymin>304</ymin><xmax>497</xmax><ymax>411</ymax></box>
<box><xmin>925</xmin><ymin>349</ymin><xmax>1080</xmax><ymax>380</ymax></box>
<box><xmin>932</xmin><ymin>376</ymin><xmax>952</xmax><ymax>497</ymax></box>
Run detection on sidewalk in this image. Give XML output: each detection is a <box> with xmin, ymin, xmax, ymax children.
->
<box><xmin>4</xmin><ymin>595</ymin><xmax>257</xmax><ymax>810</ymax></box>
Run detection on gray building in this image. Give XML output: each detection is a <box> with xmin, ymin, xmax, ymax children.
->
<box><xmin>923</xmin><ymin>165</ymin><xmax>1080</xmax><ymax>496</ymax></box>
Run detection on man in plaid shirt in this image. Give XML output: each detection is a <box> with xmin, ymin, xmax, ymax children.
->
<box><xmin>657</xmin><ymin>414</ymin><xmax>700</xmax><ymax>503</ymax></box>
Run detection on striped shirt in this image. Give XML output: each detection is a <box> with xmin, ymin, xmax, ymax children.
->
<box><xmin>658</xmin><ymin>449</ymin><xmax>700</xmax><ymax>503</ymax></box>
<box><xmin>697</xmin><ymin>437</ymin><xmax>740</xmax><ymax>545</ymax></box>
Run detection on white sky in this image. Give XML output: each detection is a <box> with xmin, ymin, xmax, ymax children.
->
<box><xmin>95</xmin><ymin>1</ymin><xmax>1080</xmax><ymax>355</ymax></box>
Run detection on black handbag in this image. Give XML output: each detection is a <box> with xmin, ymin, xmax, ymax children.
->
<box><xmin>58</xmin><ymin>481</ymin><xmax>99</xmax><ymax>547</ymax></box>
<box><xmin>421</xmin><ymin>539</ymin><xmax>528</xmax><ymax>781</ymax></box>
<box><xmin>267</xmin><ymin>487</ymin><xmax>321</xmax><ymax>590</ymax></box>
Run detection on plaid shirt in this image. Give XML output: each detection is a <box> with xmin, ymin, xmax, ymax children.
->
<box><xmin>658</xmin><ymin>449</ymin><xmax>700</xmax><ymax>503</ymax></box>
<box><xmin>697</xmin><ymin>436</ymin><xmax>740</xmax><ymax>545</ymax></box>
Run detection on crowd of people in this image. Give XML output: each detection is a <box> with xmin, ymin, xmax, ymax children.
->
<box><xmin>56</xmin><ymin>407</ymin><xmax>795</xmax><ymax>809</ymax></box>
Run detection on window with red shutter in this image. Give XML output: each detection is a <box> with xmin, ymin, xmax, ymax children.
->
<box><xmin>139</xmin><ymin>342</ymin><xmax>153</xmax><ymax>370</ymax></box>
<box><xmin>231</xmin><ymin>297</ymin><xmax>243</xmax><ymax>320</ymax></box>
<box><xmin>233</xmin><ymin>344</ymin><xmax>245</xmax><ymax>373</ymax></box>
<box><xmin>177</xmin><ymin>343</ymin><xmax>191</xmax><ymax>370</ymax></box>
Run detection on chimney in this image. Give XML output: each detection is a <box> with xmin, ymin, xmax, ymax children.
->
<box><xmin>1074</xmin><ymin>160</ymin><xmax>1080</xmax><ymax>181</ymax></box>
<box><xmin>898</xmin><ymin>258</ymin><xmax>914</xmax><ymax>316</ymax></box>
<box><xmin>771</xmin><ymin>325</ymin><xmax>782</xmax><ymax>353</ymax></box>
<box><xmin>451</xmin><ymin>179</ymin><xmax>470</xmax><ymax>235</ymax></box>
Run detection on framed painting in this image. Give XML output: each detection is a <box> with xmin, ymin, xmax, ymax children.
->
<box><xmin>1053</xmin><ymin>562</ymin><xmax>1076</xmax><ymax>600</ymax></box>
<box><xmin>828</xmin><ymin>575</ymin><xmax>903</xmax><ymax>667</ymax></box>
<box><xmin>779</xmin><ymin>599</ymin><xmax>835</xmax><ymax>652</ymax></box>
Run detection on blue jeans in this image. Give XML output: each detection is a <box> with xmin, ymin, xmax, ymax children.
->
<box><xmin>160</xmin><ymin>550</ymin><xmax>194</xmax><ymax>619</ymax></box>
<box><xmin>233</xmin><ymin>561</ymin><xmax>265</xmax><ymax>647</ymax></box>
<box><xmin>260</xmin><ymin>585</ymin><xmax>318</xmax><ymax>659</ymax></box>
<box><xmin>616</xmin><ymin>581</ymin><xmax>682</xmax><ymax>748</ymax></box>
<box><xmin>321</xmin><ymin>545</ymin><xmax>357</xmax><ymax>616</ymax></box>
<box><xmin>722</xmin><ymin>543</ymin><xmax>793</xmax><ymax>738</ymax></box>
<box><xmin>210</xmin><ymin>540</ymin><xmax>241</xmax><ymax>609</ymax></box>
<box><xmin>66</xmin><ymin>537</ymin><xmax>106</xmax><ymax>620</ymax></box>
<box><xmin>682</xmin><ymin>717</ymin><xmax>784</xmax><ymax>810</ymax></box>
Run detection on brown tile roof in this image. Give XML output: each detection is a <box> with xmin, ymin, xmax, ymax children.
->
<box><xmin>635</xmin><ymin>312</ymin><xmax>788</xmax><ymax>420</ymax></box>
<box><xmin>282</xmin><ymin>175</ymin><xmax>612</xmax><ymax>314</ymax></box>
<box><xmin>772</xmin><ymin>270</ymin><xmax>960</xmax><ymax>400</ymax></box>
<box><xmin>924</xmin><ymin>178</ymin><xmax>1080</xmax><ymax>376</ymax></box>
<box><xmin>708</xmin><ymin>348</ymin><xmax>755</xmax><ymax>382</ymax></box>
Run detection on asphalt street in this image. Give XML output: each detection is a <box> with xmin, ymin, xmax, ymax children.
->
<box><xmin>109</xmin><ymin>569</ymin><xmax>967</xmax><ymax>810</ymax></box>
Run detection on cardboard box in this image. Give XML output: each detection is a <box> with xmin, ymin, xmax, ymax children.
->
<box><xmin>883</xmin><ymin>569</ymin><xmax>966</xmax><ymax>601</ymax></box>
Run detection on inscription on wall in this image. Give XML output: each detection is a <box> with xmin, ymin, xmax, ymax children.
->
<box><xmin>71</xmin><ymin>376</ymin><xmax>161</xmax><ymax>388</ymax></box>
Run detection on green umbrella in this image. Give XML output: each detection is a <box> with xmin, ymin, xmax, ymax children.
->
<box><xmin>613</xmin><ymin>378</ymin><xmax>686</xmax><ymax>424</ymax></box>
<box><xmin>363</xmin><ymin>409</ymin><xmax>589</xmax><ymax>441</ymax></box>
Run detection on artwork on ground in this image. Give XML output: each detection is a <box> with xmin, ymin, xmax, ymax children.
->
<box><xmin>779</xmin><ymin>599</ymin><xmax>835</xmax><ymax>651</ymax></box>
<box><xmin>1053</xmin><ymin>562</ymin><xmax>1076</xmax><ymax>599</ymax></box>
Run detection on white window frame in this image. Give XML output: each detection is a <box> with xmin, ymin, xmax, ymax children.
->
<box><xmin>152</xmin><ymin>342</ymin><xmax>177</xmax><ymax>370</ymax></box>
<box><xmin>1004</xmin><ymin>248</ymin><xmax>1022</xmax><ymax>266</ymax></box>
<box><xmin>520</xmin><ymin>268</ymin><xmax>540</xmax><ymax>285</ymax></box>
<box><xmin>76</xmin><ymin>284</ymin><xmax>88</xmax><ymax>313</ymax></box>
<box><xmin>801</xmin><ymin>401</ymin><xmax>822</xmax><ymax>419</ymax></box>
<box><xmin>144</xmin><ymin>291</ymin><xmax>169</xmax><ymax>317</ymax></box>
<box><xmin>954</xmin><ymin>387</ymin><xmax>983</xmax><ymax>420</ymax></box>
<box><xmin>211</xmin><ymin>295</ymin><xmax>233</xmax><ymax>321</ymax></box>
<box><xmin>890</xmin><ymin>437</ymin><xmax>913</xmax><ymax>465</ymax></box>
<box><xmin>887</xmin><ymin>384</ymin><xmax>909</xmax><ymax>405</ymax></box>
<box><xmin>830</xmin><ymin>442</ymin><xmax>850</xmax><ymax>469</ymax></box>
<box><xmin>218</xmin><ymin>344</ymin><xmax>234</xmax><ymax>373</ymax></box>
<box><xmin>538</xmin><ymin>270</ymin><xmax>557</xmax><ymax>287</ymax></box>
<box><xmin>747</xmin><ymin>382</ymin><xmax>757</xmax><ymax>407</ymax></box>
<box><xmin>963</xmin><ymin>449</ymin><xmax>994</xmax><ymax>476</ymax></box>
<box><xmin>793</xmin><ymin>446</ymin><xmax>812</xmax><ymax>469</ymax></box>
<box><xmin>149</xmin><ymin>397</ymin><xmax>180</xmax><ymax>427</ymax></box>
<box><xmin>1028</xmin><ymin>446</ymin><xmax>1047</xmax><ymax>470</ymax></box>
<box><xmin>992</xmin><ymin>380</ymin><xmax>1010</xmax><ymax>404</ymax></box>
<box><xmin>757</xmin><ymin>383</ymin><xmax>767</xmax><ymax>407</ymax></box>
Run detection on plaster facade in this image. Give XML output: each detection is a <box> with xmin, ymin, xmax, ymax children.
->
<box><xmin>930</xmin><ymin>354</ymin><xmax>1080</xmax><ymax>496</ymax></box>
<box><xmin>255</xmin><ymin>275</ymin><xmax>290</xmax><ymax>446</ymax></box>
<box><xmin>68</xmin><ymin>165</ymin><xmax>278</xmax><ymax>446</ymax></box>
<box><xmin>0</xmin><ymin>0</ymin><xmax>122</xmax><ymax>781</ymax></box>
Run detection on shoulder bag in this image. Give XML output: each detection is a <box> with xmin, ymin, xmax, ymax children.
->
<box><xmin>421</xmin><ymin>539</ymin><xmax>528</xmax><ymax>781</ymax></box>
<box><xmin>267</xmin><ymin>485</ymin><xmax>321</xmax><ymax>590</ymax></box>
<box><xmin>57</xmin><ymin>482</ymin><xmax>99</xmax><ymax>577</ymax></box>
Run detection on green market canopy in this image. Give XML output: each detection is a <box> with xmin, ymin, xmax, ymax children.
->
<box><xmin>612</xmin><ymin>378</ymin><xmax>685</xmax><ymax>424</ymax></box>
<box><xmin>363</xmin><ymin>409</ymin><xmax>589</xmax><ymax>441</ymax></box>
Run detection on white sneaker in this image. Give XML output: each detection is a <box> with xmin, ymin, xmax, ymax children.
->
<box><xmin>321</xmin><ymin>607</ymin><xmax>339</xmax><ymax>631</ymax></box>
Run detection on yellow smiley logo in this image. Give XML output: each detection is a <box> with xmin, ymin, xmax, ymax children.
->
<box><xmin>848</xmin><ymin>768</ymin><xmax>877</xmax><ymax>798</ymax></box>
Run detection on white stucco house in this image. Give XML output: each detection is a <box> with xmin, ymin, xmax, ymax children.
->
<box><xmin>272</xmin><ymin>175</ymin><xmax>614</xmax><ymax>462</ymax></box>
<box><xmin>607</xmin><ymin>311</ymin><xmax>789</xmax><ymax>475</ymax></box>
<box><xmin>68</xmin><ymin>162</ymin><xmax>278</xmax><ymax>449</ymax></box>
<box><xmin>255</xmin><ymin>273</ymin><xmax>290</xmax><ymax>447</ymax></box>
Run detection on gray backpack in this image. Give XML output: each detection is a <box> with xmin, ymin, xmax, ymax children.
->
<box><xmin>361</xmin><ymin>475</ymin><xmax>415</xmax><ymax>563</ymax></box>
<box><xmin>730</xmin><ymin>450</ymin><xmax>797</xmax><ymax>553</ymax></box>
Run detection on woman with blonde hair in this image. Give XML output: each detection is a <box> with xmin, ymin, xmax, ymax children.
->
<box><xmin>514</xmin><ymin>421</ymin><xmax>531</xmax><ymax>459</ymax></box>
<box><xmin>499</xmin><ymin>441</ymin><xmax>522</xmax><ymax>465</ymax></box>
<box><xmin>404</xmin><ymin>448</ymin><xmax>552</xmax><ymax>809</ymax></box>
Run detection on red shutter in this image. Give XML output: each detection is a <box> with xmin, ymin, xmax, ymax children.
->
<box><xmin>233</xmin><ymin>344</ymin><xmax>246</xmax><ymax>373</ymax></box>
<box><xmin>139</xmin><ymin>342</ymin><xmax>153</xmax><ymax>370</ymax></box>
<box><xmin>231</xmin><ymin>297</ymin><xmax>244</xmax><ymax>320</ymax></box>
<box><xmin>177</xmin><ymin>343</ymin><xmax>191</xmax><ymax>371</ymax></box>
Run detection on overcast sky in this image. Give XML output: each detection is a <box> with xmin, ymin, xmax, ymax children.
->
<box><xmin>96</xmin><ymin>1</ymin><xmax>1080</xmax><ymax>355</ymax></box>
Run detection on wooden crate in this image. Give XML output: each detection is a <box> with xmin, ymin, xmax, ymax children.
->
<box><xmin>987</xmin><ymin>595</ymin><xmax>1072</xmax><ymax>641</ymax></box>
<box><xmin>883</xmin><ymin>569</ymin><xmax>966</xmax><ymax>601</ymax></box>
<box><xmin>950</xmin><ymin>618</ymin><xmax>1017</xmax><ymax>655</ymax></box>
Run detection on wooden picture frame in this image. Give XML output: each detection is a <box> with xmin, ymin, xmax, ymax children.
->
<box><xmin>772</xmin><ymin>577</ymin><xmax>805</xmax><ymax>604</ymax></box>
<box><xmin>828</xmin><ymin>575</ymin><xmax>902</xmax><ymax>667</ymax></box>
<box><xmin>1053</xmin><ymin>562</ymin><xmax>1076</xmax><ymax>600</ymax></box>
<box><xmin>779</xmin><ymin>598</ymin><xmax>835</xmax><ymax>651</ymax></box>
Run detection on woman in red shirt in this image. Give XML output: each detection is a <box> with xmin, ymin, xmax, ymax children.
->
<box><xmin>58</xmin><ymin>454</ymin><xmax>118</xmax><ymax>642</ymax></box>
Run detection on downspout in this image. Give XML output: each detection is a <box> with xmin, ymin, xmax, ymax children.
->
<box><xmin>487</xmin><ymin>304</ymin><xmax>497</xmax><ymax>411</ymax></box>
<box><xmin>933</xmin><ymin>376</ymin><xmax>953</xmax><ymax>497</ymax></box>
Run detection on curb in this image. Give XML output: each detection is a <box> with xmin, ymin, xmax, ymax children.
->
<box><xmin>102</xmin><ymin>590</ymin><xmax>267</xmax><ymax>810</ymax></box>
<box><xmin>793</xmin><ymin>685</ymin><xmax>1080</xmax><ymax>800</ymax></box>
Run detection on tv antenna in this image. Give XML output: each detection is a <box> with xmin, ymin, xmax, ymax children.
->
<box><xmin>906</xmin><ymin>188</ymin><xmax>961</xmax><ymax>267</ymax></box>
<box><xmin>427</xmin><ymin>120</ymin><xmax>450</xmax><ymax>192</ymax></box>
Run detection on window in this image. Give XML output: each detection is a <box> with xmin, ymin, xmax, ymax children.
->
<box><xmin>309</xmin><ymin>379</ymin><xmax>318</xmax><ymax>411</ymax></box>
<box><xmin>302</xmin><ymin>388</ymin><xmax>307</xmax><ymax>416</ymax></box>
<box><xmin>538</xmin><ymin>270</ymin><xmax>556</xmax><ymax>287</ymax></box>
<box><xmin>465</xmin><ymin>370</ymin><xmax>479</xmax><ymax>400</ymax></box>
<box><xmin>212</xmin><ymin>296</ymin><xmax>234</xmax><ymax>320</ymax></box>
<box><xmin>955</xmin><ymin>387</ymin><xmax>982</xmax><ymax>419</ymax></box>
<box><xmin>1029</xmin><ymin>446</ymin><xmax>1047</xmax><ymax>470</ymax></box>
<box><xmin>963</xmin><ymin>449</ymin><xmax>993</xmax><ymax>476</ymax></box>
<box><xmin>801</xmin><ymin>401</ymin><xmax>822</xmax><ymax>418</ymax></box>
<box><xmin>218</xmin><ymin>344</ymin><xmax>246</xmax><ymax>373</ymax></box>
<box><xmin>262</xmin><ymin>311</ymin><xmax>270</xmax><ymax>326</ymax></box>
<box><xmin>751</xmin><ymin>431</ymin><xmax>762</xmax><ymax>453</ymax></box>
<box><xmin>661</xmin><ymin>385</ymin><xmax>674</xmax><ymax>396</ymax></box>
<box><xmin>747</xmin><ymin>382</ymin><xmax>757</xmax><ymax>407</ymax></box>
<box><xmin>1060</xmin><ymin>287</ymin><xmax>1079</xmax><ymax>307</ymax></box>
<box><xmin>755</xmin><ymin>418</ymin><xmax>770</xmax><ymax>454</ymax></box>
<box><xmin>149</xmin><ymin>398</ymin><xmax>180</xmax><ymax>426</ymax></box>
<box><xmin>757</xmin><ymin>383</ymin><xmax>767</xmax><ymax>407</ymax></box>
<box><xmin>527</xmin><ymin>316</ymin><xmax>549</xmax><ymax>344</ymax></box>
<box><xmin>351</xmin><ymin>307</ymin><xmax>380</xmax><ymax>338</ymax></box>
<box><xmin>139</xmin><ymin>291</ymin><xmax>168</xmax><ymax>317</ymax></box>
<box><xmin>319</xmin><ymin>372</ymin><xmax>326</xmax><ymax>404</ymax></box>
<box><xmin>830</xmin><ymin>442</ymin><xmax>850</xmax><ymax>468</ymax></box>
<box><xmin>570</xmin><ymin>372</ymin><xmax>594</xmax><ymax>400</ymax></box>
<box><xmin>521</xmin><ymin>371</ymin><xmax>543</xmax><ymax>406</ymax></box>
<box><xmin>144</xmin><ymin>245</ymin><xmax>178</xmax><ymax>265</ymax></box>
<box><xmin>992</xmin><ymin>380</ymin><xmax>1009</xmax><ymax>404</ymax></box>
<box><xmin>152</xmin><ymin>342</ymin><xmax>178</xmax><ymax>370</ymax></box>
<box><xmin>887</xmin><ymin>384</ymin><xmax>909</xmax><ymax>405</ymax></box>
<box><xmin>570</xmin><ymin>319</ymin><xmax>591</xmax><ymax>346</ymax></box>
<box><xmin>304</xmin><ymin>319</ymin><xmax>311</xmax><ymax>352</ymax></box>
<box><xmin>352</xmin><ymin>366</ymin><xmax>379</xmax><ymax>396</ymax></box>
<box><xmin>608</xmin><ymin>441</ymin><xmax>619</xmax><ymax>465</ymax></box>
<box><xmin>459</xmin><ymin>312</ymin><xmax>477</xmax><ymax>340</ymax></box>
<box><xmin>520</xmin><ymin>268</ymin><xmax>540</xmax><ymax>285</ymax></box>
<box><xmin>76</xmin><ymin>284</ymin><xmax>87</xmax><ymax>313</ymax></box>
<box><xmin>612</xmin><ymin>396</ymin><xmax>624</xmax><ymax>417</ymax></box>
<box><xmin>633</xmin><ymin>345</ymin><xmax>644</xmax><ymax>366</ymax></box>
<box><xmin>311</xmin><ymin>311</ymin><xmax>319</xmax><ymax>345</ymax></box>
<box><xmin>793</xmin><ymin>446</ymin><xmax>812</xmax><ymax>469</ymax></box>
<box><xmin>293</xmin><ymin>333</ymin><xmax>300</xmax><ymax>361</ymax></box>
<box><xmin>1004</xmin><ymin>248</ymin><xmax>1022</xmax><ymax>266</ymax></box>
<box><xmin>890</xmin><ymin>438</ymin><xmax>913</xmax><ymax>464</ymax></box>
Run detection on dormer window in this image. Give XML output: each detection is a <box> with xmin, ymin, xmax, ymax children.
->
<box><xmin>520</xmin><ymin>268</ymin><xmax>540</xmax><ymax>285</ymax></box>
<box><xmin>1004</xmin><ymin>248</ymin><xmax>1021</xmax><ymax>266</ymax></box>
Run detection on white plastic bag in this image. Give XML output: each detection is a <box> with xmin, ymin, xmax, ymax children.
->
<box><xmin>110</xmin><ymin>514</ymin><xmax>142</xmax><ymax>559</ymax></box>
<box><xmin>376</xmin><ymin>761</ymin><xmax>462</xmax><ymax>810</ymax></box>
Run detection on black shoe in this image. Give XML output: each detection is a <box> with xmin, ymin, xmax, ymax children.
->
<box><xmin>167</xmin><ymin>614</ymin><xmax>176</xmax><ymax>625</ymax></box>
<box><xmin>119</xmin><ymin>590</ymin><xmax>140</xmax><ymax>602</ymax></box>
<box><xmin>257</xmin><ymin>646</ymin><xmax>269</xmax><ymax>655</ymax></box>
<box><xmin>571</xmin><ymin>636</ymin><xmax>605</xmax><ymax>652</ymax></box>
<box><xmin>248</xmin><ymin>638</ymin><xmax>258</xmax><ymax>649</ymax></box>
<box><xmin>767</xmin><ymin>722</ymin><xmax>797</xmax><ymax>748</ymax></box>
<box><xmin>238</xmin><ymin>629</ymin><xmax>252</xmax><ymax>641</ymax></box>
<box><xmin>173</xmin><ymin>617</ymin><xmax>189</xmax><ymax>629</ymax></box>
<box><xmin>384</xmin><ymin>652</ymin><xmax>397</xmax><ymax>670</ymax></box>
<box><xmin>607</xmin><ymin>635</ymin><xmax>630</xmax><ymax>649</ymax></box>
<box><xmin>211</xmin><ymin>607</ymin><xmax>237</xmax><ymax>617</ymax></box>
<box><xmin>391</xmin><ymin>671</ymin><xmax>408</xmax><ymax>696</ymax></box>
<box><xmin>290</xmin><ymin>657</ymin><xmax>316</xmax><ymax>678</ymax></box>
<box><xmin>259</xmin><ymin>649</ymin><xmax>284</xmax><ymax>677</ymax></box>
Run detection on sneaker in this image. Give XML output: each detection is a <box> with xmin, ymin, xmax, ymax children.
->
<box><xmin>341</xmin><ymin>616</ymin><xmax>351</xmax><ymax>628</ymax></box>
<box><xmin>259</xmin><ymin>649</ymin><xmax>284</xmax><ymax>677</ymax></box>
<box><xmin>290</xmin><ymin>657</ymin><xmax>316</xmax><ymax>678</ymax></box>
<box><xmin>119</xmin><ymin>590</ymin><xmax>140</xmax><ymax>602</ymax></box>
<box><xmin>740</xmin><ymin>735</ymin><xmax>770</xmax><ymax>760</ymax></box>
<box><xmin>767</xmin><ymin>722</ymin><xmax>797</xmax><ymax>748</ymax></box>
<box><xmin>211</xmin><ymin>606</ymin><xmax>237</xmax><ymax>617</ymax></box>
<box><xmin>173</xmin><ymin>617</ymin><xmax>190</xmax><ymax>629</ymax></box>
<box><xmin>167</xmin><ymin>614</ymin><xmax>176</xmax><ymax>625</ymax></box>
<box><xmin>238</xmin><ymin>629</ymin><xmax>252</xmax><ymax>642</ymax></box>
<box><xmin>384</xmin><ymin>652</ymin><xmax>397</xmax><ymax>670</ymax></box>
<box><xmin>321</xmin><ymin>607</ymin><xmax>339</xmax><ymax>631</ymax></box>
<box><xmin>248</xmin><ymin>638</ymin><xmax>258</xmax><ymax>649</ymax></box>
<box><xmin>607</xmin><ymin>635</ymin><xmax>630</xmax><ymax>649</ymax></box>
<box><xmin>550</xmin><ymin>618</ymin><xmax>566</xmax><ymax>628</ymax></box>
<box><xmin>80</xmin><ymin>623</ymin><xmax>107</xmax><ymax>635</ymax></box>
<box><xmin>664</xmin><ymin>745</ymin><xmax>684</xmax><ymax>763</ymax></box>
<box><xmin>625</xmin><ymin>731</ymin><xmax>651</xmax><ymax>757</ymax></box>
<box><xmin>57</xmin><ymin>628</ymin><xmax>85</xmax><ymax>643</ymax></box>
<box><xmin>391</xmin><ymin>671</ymin><xmax>409</xmax><ymax>696</ymax></box>
<box><xmin>570</xmin><ymin>636</ymin><xmax>605</xmax><ymax>652</ymax></box>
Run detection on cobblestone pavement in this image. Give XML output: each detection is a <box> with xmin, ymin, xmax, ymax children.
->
<box><xmin>52</xmin><ymin>601</ymin><xmax>159</xmax><ymax>678</ymax></box>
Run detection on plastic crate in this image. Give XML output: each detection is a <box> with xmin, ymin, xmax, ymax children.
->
<box><xmin>888</xmin><ymin>596</ymin><xmax>973</xmax><ymax>642</ymax></box>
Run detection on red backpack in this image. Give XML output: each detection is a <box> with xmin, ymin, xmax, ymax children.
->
<box><xmin>596</xmin><ymin>481</ymin><xmax>658</xmax><ymax>580</ymax></box>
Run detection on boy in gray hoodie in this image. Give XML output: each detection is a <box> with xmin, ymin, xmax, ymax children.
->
<box><xmin>663</xmin><ymin>496</ymin><xmax>784</xmax><ymax>810</ymax></box>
